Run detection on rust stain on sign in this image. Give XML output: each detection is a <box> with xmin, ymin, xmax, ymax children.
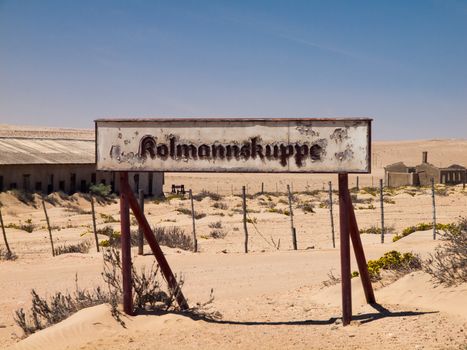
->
<box><xmin>95</xmin><ymin>118</ymin><xmax>371</xmax><ymax>173</ymax></box>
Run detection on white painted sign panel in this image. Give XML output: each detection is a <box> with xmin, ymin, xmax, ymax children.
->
<box><xmin>95</xmin><ymin>118</ymin><xmax>371</xmax><ymax>173</ymax></box>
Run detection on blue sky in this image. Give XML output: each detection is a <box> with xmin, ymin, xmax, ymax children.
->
<box><xmin>0</xmin><ymin>0</ymin><xmax>466</xmax><ymax>140</ymax></box>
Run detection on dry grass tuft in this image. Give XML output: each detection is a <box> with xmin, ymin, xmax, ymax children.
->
<box><xmin>424</xmin><ymin>217</ymin><xmax>467</xmax><ymax>286</ymax></box>
<box><xmin>54</xmin><ymin>240</ymin><xmax>91</xmax><ymax>256</ymax></box>
<box><xmin>153</xmin><ymin>226</ymin><xmax>194</xmax><ymax>251</ymax></box>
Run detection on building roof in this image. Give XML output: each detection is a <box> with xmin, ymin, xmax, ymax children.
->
<box><xmin>384</xmin><ymin>161</ymin><xmax>408</xmax><ymax>170</ymax></box>
<box><xmin>0</xmin><ymin>125</ymin><xmax>95</xmax><ymax>165</ymax></box>
<box><xmin>444</xmin><ymin>164</ymin><xmax>466</xmax><ymax>170</ymax></box>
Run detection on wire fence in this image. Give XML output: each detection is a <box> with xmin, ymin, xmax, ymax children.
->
<box><xmin>1</xmin><ymin>179</ymin><xmax>466</xmax><ymax>258</ymax></box>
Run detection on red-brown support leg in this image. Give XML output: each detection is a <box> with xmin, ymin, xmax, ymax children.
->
<box><xmin>347</xmin><ymin>189</ymin><xmax>376</xmax><ymax>304</ymax></box>
<box><xmin>119</xmin><ymin>172</ymin><xmax>134</xmax><ymax>315</ymax></box>
<box><xmin>123</xmin><ymin>184</ymin><xmax>189</xmax><ymax>310</ymax></box>
<box><xmin>338</xmin><ymin>173</ymin><xmax>352</xmax><ymax>326</ymax></box>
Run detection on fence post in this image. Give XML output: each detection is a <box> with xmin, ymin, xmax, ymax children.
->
<box><xmin>287</xmin><ymin>184</ymin><xmax>297</xmax><ymax>250</ymax></box>
<box><xmin>431</xmin><ymin>178</ymin><xmax>437</xmax><ymax>240</ymax></box>
<box><xmin>90</xmin><ymin>193</ymin><xmax>100</xmax><ymax>252</ymax></box>
<box><xmin>0</xmin><ymin>205</ymin><xmax>12</xmax><ymax>255</ymax></box>
<box><xmin>189</xmin><ymin>189</ymin><xmax>198</xmax><ymax>253</ymax></box>
<box><xmin>329</xmin><ymin>181</ymin><xmax>335</xmax><ymax>248</ymax></box>
<box><xmin>242</xmin><ymin>186</ymin><xmax>248</xmax><ymax>253</ymax></box>
<box><xmin>275</xmin><ymin>182</ymin><xmax>278</xmax><ymax>193</ymax></box>
<box><xmin>119</xmin><ymin>172</ymin><xmax>134</xmax><ymax>315</ymax></box>
<box><xmin>138</xmin><ymin>189</ymin><xmax>144</xmax><ymax>255</ymax></box>
<box><xmin>42</xmin><ymin>199</ymin><xmax>55</xmax><ymax>257</ymax></box>
<box><xmin>356</xmin><ymin>176</ymin><xmax>359</xmax><ymax>191</ymax></box>
<box><xmin>338</xmin><ymin>174</ymin><xmax>352</xmax><ymax>326</ymax></box>
<box><xmin>379</xmin><ymin>179</ymin><xmax>385</xmax><ymax>244</ymax></box>
<box><xmin>261</xmin><ymin>182</ymin><xmax>264</xmax><ymax>194</ymax></box>
<box><xmin>231</xmin><ymin>184</ymin><xmax>233</xmax><ymax>195</ymax></box>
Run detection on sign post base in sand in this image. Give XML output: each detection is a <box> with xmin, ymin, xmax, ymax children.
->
<box><xmin>119</xmin><ymin>172</ymin><xmax>189</xmax><ymax>313</ymax></box>
<box><xmin>97</xmin><ymin>118</ymin><xmax>374</xmax><ymax>324</ymax></box>
<box><xmin>338</xmin><ymin>173</ymin><xmax>376</xmax><ymax>325</ymax></box>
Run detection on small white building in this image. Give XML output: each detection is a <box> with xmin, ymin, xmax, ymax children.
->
<box><xmin>0</xmin><ymin>125</ymin><xmax>164</xmax><ymax>196</ymax></box>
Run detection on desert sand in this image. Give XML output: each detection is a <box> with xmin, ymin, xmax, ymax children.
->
<box><xmin>0</xmin><ymin>139</ymin><xmax>466</xmax><ymax>349</ymax></box>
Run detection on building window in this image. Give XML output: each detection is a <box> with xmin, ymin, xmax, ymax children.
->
<box><xmin>23</xmin><ymin>174</ymin><xmax>31</xmax><ymax>192</ymax></box>
<box><xmin>35</xmin><ymin>182</ymin><xmax>42</xmax><ymax>192</ymax></box>
<box><xmin>0</xmin><ymin>175</ymin><xmax>3</xmax><ymax>192</ymax></box>
<box><xmin>80</xmin><ymin>180</ymin><xmax>87</xmax><ymax>192</ymax></box>
<box><xmin>91</xmin><ymin>173</ymin><xmax>96</xmax><ymax>184</ymax></box>
<box><xmin>70</xmin><ymin>173</ymin><xmax>77</xmax><ymax>194</ymax></box>
<box><xmin>10</xmin><ymin>182</ymin><xmax>17</xmax><ymax>189</ymax></box>
<box><xmin>59</xmin><ymin>180</ymin><xmax>65</xmax><ymax>192</ymax></box>
<box><xmin>48</xmin><ymin>174</ymin><xmax>54</xmax><ymax>194</ymax></box>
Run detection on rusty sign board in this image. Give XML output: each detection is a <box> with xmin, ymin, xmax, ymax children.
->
<box><xmin>95</xmin><ymin>118</ymin><xmax>371</xmax><ymax>173</ymax></box>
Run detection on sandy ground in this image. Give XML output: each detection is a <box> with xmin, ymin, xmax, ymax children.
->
<box><xmin>0</xmin><ymin>139</ymin><xmax>466</xmax><ymax>349</ymax></box>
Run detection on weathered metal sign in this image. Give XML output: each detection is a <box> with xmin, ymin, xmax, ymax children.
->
<box><xmin>95</xmin><ymin>118</ymin><xmax>371</xmax><ymax>173</ymax></box>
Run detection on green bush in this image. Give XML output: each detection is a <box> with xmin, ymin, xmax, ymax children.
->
<box><xmin>367</xmin><ymin>250</ymin><xmax>421</xmax><ymax>281</ymax></box>
<box><xmin>392</xmin><ymin>222</ymin><xmax>455</xmax><ymax>242</ymax></box>
<box><xmin>89</xmin><ymin>183</ymin><xmax>112</xmax><ymax>197</ymax></box>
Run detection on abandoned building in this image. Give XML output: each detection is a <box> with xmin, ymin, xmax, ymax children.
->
<box><xmin>384</xmin><ymin>151</ymin><xmax>466</xmax><ymax>187</ymax></box>
<box><xmin>0</xmin><ymin>126</ymin><xmax>164</xmax><ymax>195</ymax></box>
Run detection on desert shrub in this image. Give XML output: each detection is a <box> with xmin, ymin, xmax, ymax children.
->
<box><xmin>153</xmin><ymin>226</ymin><xmax>194</xmax><ymax>251</ymax></box>
<box><xmin>208</xmin><ymin>221</ymin><xmax>227</xmax><ymax>239</ymax></box>
<box><xmin>246</xmin><ymin>217</ymin><xmax>257</xmax><ymax>224</ymax></box>
<box><xmin>54</xmin><ymin>240</ymin><xmax>91</xmax><ymax>256</ymax></box>
<box><xmin>359</xmin><ymin>225</ymin><xmax>395</xmax><ymax>235</ymax></box>
<box><xmin>351</xmin><ymin>271</ymin><xmax>359</xmax><ymax>278</ymax></box>
<box><xmin>176</xmin><ymin>207</ymin><xmax>191</xmax><ymax>216</ymax></box>
<box><xmin>319</xmin><ymin>199</ymin><xmax>331</xmax><ymax>209</ymax></box>
<box><xmin>175</xmin><ymin>207</ymin><xmax>206</xmax><ymax>219</ymax></box>
<box><xmin>356</xmin><ymin>204</ymin><xmax>376</xmax><ymax>210</ymax></box>
<box><xmin>14</xmin><ymin>275</ymin><xmax>113</xmax><ymax>336</ymax></box>
<box><xmin>266</xmin><ymin>208</ymin><xmax>289</xmax><ymax>216</ymax></box>
<box><xmin>64</xmin><ymin>203</ymin><xmax>91</xmax><ymax>215</ymax></box>
<box><xmin>367</xmin><ymin>250</ymin><xmax>421</xmax><ymax>281</ymax></box>
<box><xmin>424</xmin><ymin>218</ymin><xmax>467</xmax><ymax>286</ymax></box>
<box><xmin>404</xmin><ymin>190</ymin><xmax>417</xmax><ymax>197</ymax></box>
<box><xmin>193</xmin><ymin>190</ymin><xmax>222</xmax><ymax>201</ymax></box>
<box><xmin>6</xmin><ymin>219</ymin><xmax>35</xmax><ymax>233</ymax></box>
<box><xmin>298</xmin><ymin>201</ymin><xmax>315</xmax><ymax>213</ymax></box>
<box><xmin>434</xmin><ymin>186</ymin><xmax>449</xmax><ymax>197</ymax></box>
<box><xmin>208</xmin><ymin>221</ymin><xmax>222</xmax><ymax>229</ymax></box>
<box><xmin>98</xmin><ymin>227</ymin><xmax>139</xmax><ymax>248</ymax></box>
<box><xmin>0</xmin><ymin>247</ymin><xmax>17</xmax><ymax>261</ymax></box>
<box><xmin>361</xmin><ymin>187</ymin><xmax>378</xmax><ymax>197</ymax></box>
<box><xmin>96</xmin><ymin>225</ymin><xmax>115</xmax><ymax>237</ymax></box>
<box><xmin>102</xmin><ymin>248</ymin><xmax>182</xmax><ymax>313</ymax></box>
<box><xmin>212</xmin><ymin>202</ymin><xmax>228</xmax><ymax>210</ymax></box>
<box><xmin>100</xmin><ymin>213</ymin><xmax>118</xmax><ymax>223</ymax></box>
<box><xmin>383</xmin><ymin>197</ymin><xmax>396</xmax><ymax>204</ymax></box>
<box><xmin>322</xmin><ymin>270</ymin><xmax>340</xmax><ymax>287</ymax></box>
<box><xmin>89</xmin><ymin>183</ymin><xmax>112</xmax><ymax>197</ymax></box>
<box><xmin>278</xmin><ymin>198</ymin><xmax>288</xmax><ymax>205</ymax></box>
<box><xmin>350</xmin><ymin>194</ymin><xmax>373</xmax><ymax>204</ymax></box>
<box><xmin>392</xmin><ymin>222</ymin><xmax>455</xmax><ymax>242</ymax></box>
<box><xmin>301</xmin><ymin>189</ymin><xmax>321</xmax><ymax>196</ymax></box>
